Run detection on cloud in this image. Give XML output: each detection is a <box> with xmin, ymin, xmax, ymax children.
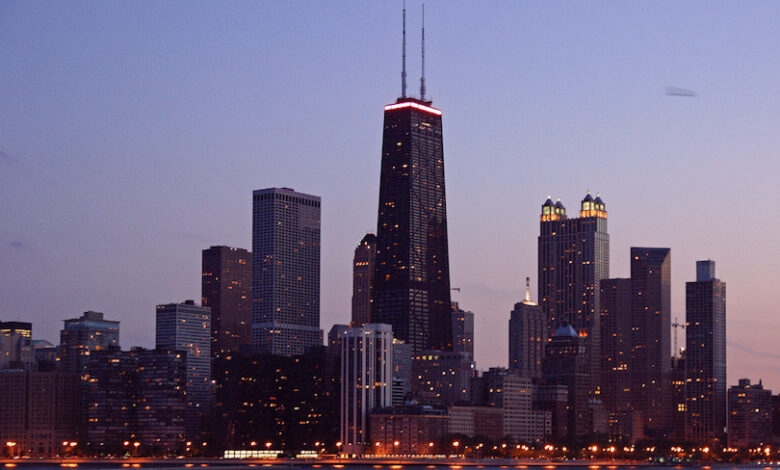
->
<box><xmin>6</xmin><ymin>241</ymin><xmax>30</xmax><ymax>250</ymax></box>
<box><xmin>728</xmin><ymin>341</ymin><xmax>780</xmax><ymax>360</ymax></box>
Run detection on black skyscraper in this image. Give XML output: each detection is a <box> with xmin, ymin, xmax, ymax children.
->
<box><xmin>538</xmin><ymin>193</ymin><xmax>609</xmax><ymax>390</ymax></box>
<box><xmin>685</xmin><ymin>260</ymin><xmax>726</xmax><ymax>445</ymax></box>
<box><xmin>372</xmin><ymin>12</ymin><xmax>452</xmax><ymax>354</ymax></box>
<box><xmin>630</xmin><ymin>247</ymin><xmax>671</xmax><ymax>438</ymax></box>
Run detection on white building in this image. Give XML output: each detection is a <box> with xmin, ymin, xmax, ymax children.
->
<box><xmin>339</xmin><ymin>323</ymin><xmax>394</xmax><ymax>455</ymax></box>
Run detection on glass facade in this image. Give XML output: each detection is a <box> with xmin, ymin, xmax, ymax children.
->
<box><xmin>373</xmin><ymin>98</ymin><xmax>452</xmax><ymax>354</ymax></box>
<box><xmin>685</xmin><ymin>262</ymin><xmax>727</xmax><ymax>445</ymax></box>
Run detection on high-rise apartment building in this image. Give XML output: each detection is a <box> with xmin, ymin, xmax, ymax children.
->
<box><xmin>630</xmin><ymin>247</ymin><xmax>671</xmax><ymax>437</ymax></box>
<box><xmin>59</xmin><ymin>311</ymin><xmax>119</xmax><ymax>375</ymax></box>
<box><xmin>451</xmin><ymin>302</ymin><xmax>474</xmax><ymax>361</ymax></box>
<box><xmin>351</xmin><ymin>234</ymin><xmax>376</xmax><ymax>328</ymax></box>
<box><xmin>155</xmin><ymin>300</ymin><xmax>211</xmax><ymax>440</ymax></box>
<box><xmin>339</xmin><ymin>324</ymin><xmax>394</xmax><ymax>454</ymax></box>
<box><xmin>252</xmin><ymin>187</ymin><xmax>322</xmax><ymax>356</ymax></box>
<box><xmin>728</xmin><ymin>378</ymin><xmax>772</xmax><ymax>448</ymax></box>
<box><xmin>212</xmin><ymin>346</ymin><xmax>338</xmax><ymax>452</ymax></box>
<box><xmin>509</xmin><ymin>278</ymin><xmax>546</xmax><ymax>379</ymax></box>
<box><xmin>372</xmin><ymin>96</ymin><xmax>453</xmax><ymax>355</ymax></box>
<box><xmin>85</xmin><ymin>347</ymin><xmax>186</xmax><ymax>455</ymax></box>
<box><xmin>685</xmin><ymin>260</ymin><xmax>726</xmax><ymax>445</ymax></box>
<box><xmin>538</xmin><ymin>193</ymin><xmax>609</xmax><ymax>390</ymax></box>
<box><xmin>202</xmin><ymin>245</ymin><xmax>252</xmax><ymax>356</ymax></box>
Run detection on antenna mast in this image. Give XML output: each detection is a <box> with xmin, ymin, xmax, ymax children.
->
<box><xmin>401</xmin><ymin>0</ymin><xmax>407</xmax><ymax>98</ymax></box>
<box><xmin>420</xmin><ymin>4</ymin><xmax>426</xmax><ymax>101</ymax></box>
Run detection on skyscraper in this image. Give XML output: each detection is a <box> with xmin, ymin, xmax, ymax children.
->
<box><xmin>339</xmin><ymin>323</ymin><xmax>394</xmax><ymax>455</ymax></box>
<box><xmin>372</xmin><ymin>95</ymin><xmax>452</xmax><ymax>354</ymax></box>
<box><xmin>451</xmin><ymin>302</ymin><xmax>474</xmax><ymax>361</ymax></box>
<box><xmin>538</xmin><ymin>193</ymin><xmax>609</xmax><ymax>390</ymax></box>
<box><xmin>685</xmin><ymin>260</ymin><xmax>726</xmax><ymax>445</ymax></box>
<box><xmin>202</xmin><ymin>245</ymin><xmax>252</xmax><ymax>357</ymax></box>
<box><xmin>542</xmin><ymin>324</ymin><xmax>591</xmax><ymax>437</ymax></box>
<box><xmin>155</xmin><ymin>300</ymin><xmax>211</xmax><ymax>440</ymax></box>
<box><xmin>509</xmin><ymin>278</ymin><xmax>546</xmax><ymax>379</ymax></box>
<box><xmin>59</xmin><ymin>311</ymin><xmax>120</xmax><ymax>375</ymax></box>
<box><xmin>351</xmin><ymin>234</ymin><xmax>376</xmax><ymax>328</ymax></box>
<box><xmin>630</xmin><ymin>247</ymin><xmax>671</xmax><ymax>437</ymax></box>
<box><xmin>599</xmin><ymin>278</ymin><xmax>637</xmax><ymax>439</ymax></box>
<box><xmin>252</xmin><ymin>187</ymin><xmax>322</xmax><ymax>356</ymax></box>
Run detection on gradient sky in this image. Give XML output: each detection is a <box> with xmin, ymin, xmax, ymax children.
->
<box><xmin>1</xmin><ymin>1</ymin><xmax>778</xmax><ymax>388</ymax></box>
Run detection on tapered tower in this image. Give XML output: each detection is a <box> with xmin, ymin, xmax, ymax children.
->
<box><xmin>372</xmin><ymin>8</ymin><xmax>452</xmax><ymax>354</ymax></box>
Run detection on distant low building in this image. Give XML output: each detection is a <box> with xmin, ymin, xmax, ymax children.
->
<box><xmin>369</xmin><ymin>406</ymin><xmax>449</xmax><ymax>456</ymax></box>
<box><xmin>448</xmin><ymin>405</ymin><xmax>504</xmax><ymax>441</ymax></box>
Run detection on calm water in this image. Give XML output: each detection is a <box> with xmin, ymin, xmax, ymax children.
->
<box><xmin>2</xmin><ymin>464</ymin><xmax>779</xmax><ymax>470</ymax></box>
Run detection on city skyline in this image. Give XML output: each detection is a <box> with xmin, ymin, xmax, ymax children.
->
<box><xmin>1</xmin><ymin>1</ymin><xmax>779</xmax><ymax>389</ymax></box>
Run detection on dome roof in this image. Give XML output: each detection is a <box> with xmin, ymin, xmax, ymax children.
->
<box><xmin>582</xmin><ymin>192</ymin><xmax>593</xmax><ymax>203</ymax></box>
<box><xmin>554</xmin><ymin>200</ymin><xmax>564</xmax><ymax>209</ymax></box>
<box><xmin>553</xmin><ymin>324</ymin><xmax>578</xmax><ymax>337</ymax></box>
<box><xmin>594</xmin><ymin>195</ymin><xmax>604</xmax><ymax>205</ymax></box>
<box><xmin>542</xmin><ymin>197</ymin><xmax>554</xmax><ymax>207</ymax></box>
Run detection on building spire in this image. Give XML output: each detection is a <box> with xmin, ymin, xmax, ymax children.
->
<box><xmin>401</xmin><ymin>0</ymin><xmax>407</xmax><ymax>98</ymax></box>
<box><xmin>525</xmin><ymin>277</ymin><xmax>532</xmax><ymax>302</ymax></box>
<box><xmin>420</xmin><ymin>3</ymin><xmax>426</xmax><ymax>101</ymax></box>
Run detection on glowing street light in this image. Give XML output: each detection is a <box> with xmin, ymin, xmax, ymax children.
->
<box><xmin>265</xmin><ymin>442</ymin><xmax>272</xmax><ymax>449</ymax></box>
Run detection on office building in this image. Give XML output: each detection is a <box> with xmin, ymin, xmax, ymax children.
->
<box><xmin>538</xmin><ymin>193</ymin><xmax>609</xmax><ymax>391</ymax></box>
<box><xmin>543</xmin><ymin>324</ymin><xmax>591</xmax><ymax>437</ymax></box>
<box><xmin>339</xmin><ymin>324</ymin><xmax>394</xmax><ymax>454</ymax></box>
<box><xmin>252</xmin><ymin>187</ymin><xmax>322</xmax><ymax>356</ymax></box>
<box><xmin>351</xmin><ymin>234</ymin><xmax>376</xmax><ymax>327</ymax></box>
<box><xmin>599</xmin><ymin>278</ymin><xmax>633</xmax><ymax>437</ymax></box>
<box><xmin>0</xmin><ymin>369</ymin><xmax>79</xmax><ymax>457</ymax></box>
<box><xmin>630</xmin><ymin>247</ymin><xmax>671</xmax><ymax>437</ymax></box>
<box><xmin>451</xmin><ymin>302</ymin><xmax>474</xmax><ymax>361</ymax></box>
<box><xmin>413</xmin><ymin>350</ymin><xmax>475</xmax><ymax>406</ymax></box>
<box><xmin>685</xmin><ymin>260</ymin><xmax>726</xmax><ymax>445</ymax></box>
<box><xmin>155</xmin><ymin>300</ymin><xmax>211</xmax><ymax>440</ymax></box>
<box><xmin>202</xmin><ymin>245</ymin><xmax>252</xmax><ymax>356</ymax></box>
<box><xmin>670</xmin><ymin>355</ymin><xmax>687</xmax><ymax>442</ymax></box>
<box><xmin>509</xmin><ymin>278</ymin><xmax>546</xmax><ymax>379</ymax></box>
<box><xmin>372</xmin><ymin>91</ymin><xmax>453</xmax><ymax>355</ymax></box>
<box><xmin>59</xmin><ymin>311</ymin><xmax>119</xmax><ymax>375</ymax></box>
<box><xmin>0</xmin><ymin>321</ymin><xmax>34</xmax><ymax>370</ymax></box>
<box><xmin>392</xmin><ymin>339</ymin><xmax>413</xmax><ymax>405</ymax></box>
<box><xmin>728</xmin><ymin>379</ymin><xmax>772</xmax><ymax>448</ymax></box>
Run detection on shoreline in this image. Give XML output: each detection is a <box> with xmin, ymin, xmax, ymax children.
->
<box><xmin>0</xmin><ymin>458</ymin><xmax>776</xmax><ymax>467</ymax></box>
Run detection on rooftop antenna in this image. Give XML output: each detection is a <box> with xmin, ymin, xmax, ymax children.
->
<box><xmin>401</xmin><ymin>0</ymin><xmax>407</xmax><ymax>98</ymax></box>
<box><xmin>420</xmin><ymin>3</ymin><xmax>426</xmax><ymax>101</ymax></box>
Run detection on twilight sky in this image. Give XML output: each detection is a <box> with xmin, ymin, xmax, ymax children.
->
<box><xmin>1</xmin><ymin>1</ymin><xmax>778</xmax><ymax>388</ymax></box>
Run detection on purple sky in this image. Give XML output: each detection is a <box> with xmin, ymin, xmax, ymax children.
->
<box><xmin>1</xmin><ymin>1</ymin><xmax>778</xmax><ymax>389</ymax></box>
